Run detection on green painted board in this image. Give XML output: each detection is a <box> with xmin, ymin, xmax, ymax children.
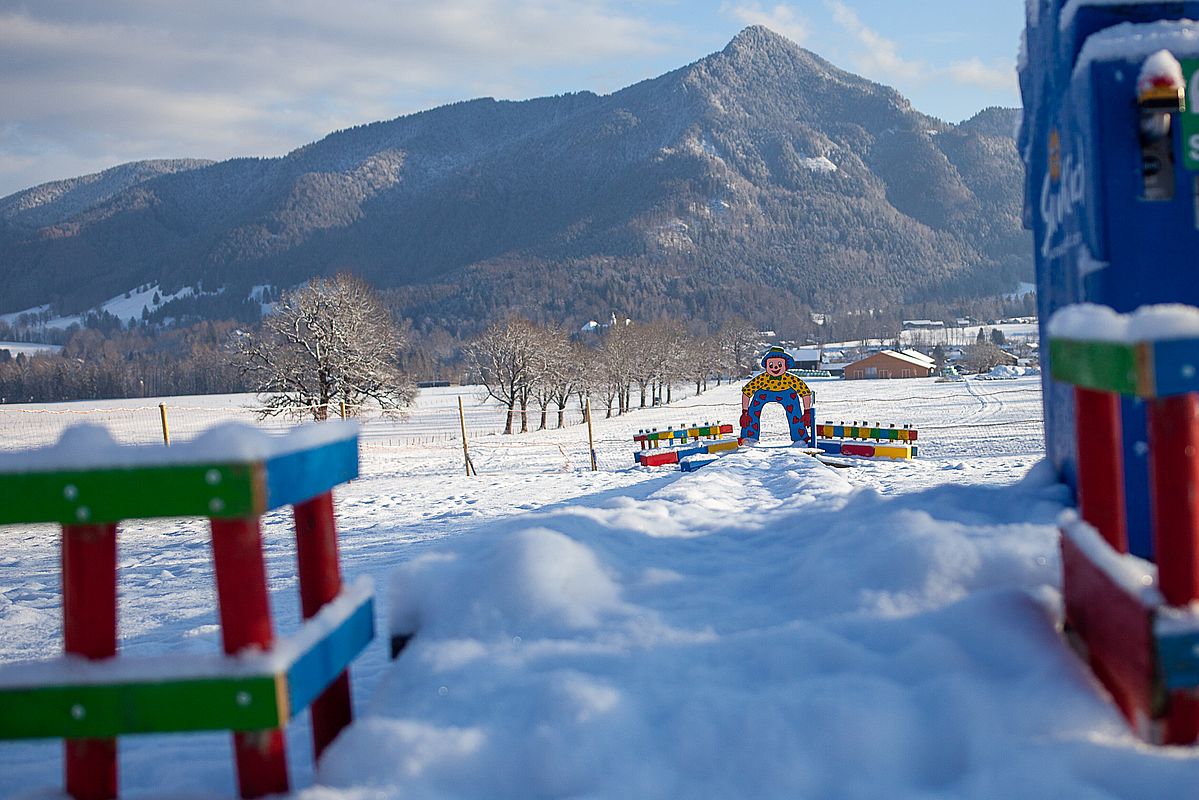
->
<box><xmin>1049</xmin><ymin>339</ymin><xmax>1140</xmax><ymax>395</ymax></box>
<box><xmin>0</xmin><ymin>462</ymin><xmax>262</xmax><ymax>526</ymax></box>
<box><xmin>1182</xmin><ymin>59</ymin><xmax>1199</xmax><ymax>171</ymax></box>
<box><xmin>0</xmin><ymin>673</ymin><xmax>285</xmax><ymax>739</ymax></box>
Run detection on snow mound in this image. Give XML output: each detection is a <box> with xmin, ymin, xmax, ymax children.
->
<box><xmin>306</xmin><ymin>449</ymin><xmax>1162</xmax><ymax>800</ymax></box>
<box><xmin>978</xmin><ymin>365</ymin><xmax>1024</xmax><ymax>380</ymax></box>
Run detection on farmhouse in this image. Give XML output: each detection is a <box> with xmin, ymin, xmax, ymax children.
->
<box><xmin>843</xmin><ymin>350</ymin><xmax>935</xmax><ymax>380</ymax></box>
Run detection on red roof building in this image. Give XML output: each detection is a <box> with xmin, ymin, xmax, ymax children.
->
<box><xmin>843</xmin><ymin>350</ymin><xmax>935</xmax><ymax>380</ymax></box>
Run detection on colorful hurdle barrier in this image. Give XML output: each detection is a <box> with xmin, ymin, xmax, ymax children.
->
<box><xmin>1049</xmin><ymin>306</ymin><xmax>1199</xmax><ymax>744</ymax></box>
<box><xmin>635</xmin><ymin>422</ymin><xmax>734</xmax><ymax>449</ymax></box>
<box><xmin>0</xmin><ymin>422</ymin><xmax>373</xmax><ymax>799</ymax></box>
<box><xmin>634</xmin><ymin>422</ymin><xmax>741</xmax><ymax>468</ymax></box>
<box><xmin>814</xmin><ymin>421</ymin><xmax>918</xmax><ymax>460</ymax></box>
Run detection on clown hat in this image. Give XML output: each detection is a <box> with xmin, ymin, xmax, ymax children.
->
<box><xmin>760</xmin><ymin>346</ymin><xmax>795</xmax><ymax>370</ymax></box>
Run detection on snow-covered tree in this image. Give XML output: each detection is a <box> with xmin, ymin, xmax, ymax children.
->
<box><xmin>235</xmin><ymin>274</ymin><xmax>416</xmax><ymax>420</ymax></box>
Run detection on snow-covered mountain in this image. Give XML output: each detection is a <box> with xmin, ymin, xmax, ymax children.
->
<box><xmin>0</xmin><ymin>27</ymin><xmax>1028</xmax><ymax>330</ymax></box>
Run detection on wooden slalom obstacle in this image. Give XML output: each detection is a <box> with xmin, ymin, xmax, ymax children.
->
<box><xmin>1050</xmin><ymin>310</ymin><xmax>1199</xmax><ymax>744</ymax></box>
<box><xmin>634</xmin><ymin>422</ymin><xmax>741</xmax><ymax>468</ymax></box>
<box><xmin>814</xmin><ymin>421</ymin><xmax>918</xmax><ymax>460</ymax></box>
<box><xmin>0</xmin><ymin>422</ymin><xmax>373</xmax><ymax>799</ymax></box>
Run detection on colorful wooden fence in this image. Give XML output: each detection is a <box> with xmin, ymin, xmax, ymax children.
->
<box><xmin>635</xmin><ymin>422</ymin><xmax>733</xmax><ymax>448</ymax></box>
<box><xmin>0</xmin><ymin>422</ymin><xmax>373</xmax><ymax>799</ymax></box>
<box><xmin>1050</xmin><ymin>311</ymin><xmax>1199</xmax><ymax>744</ymax></box>
<box><xmin>634</xmin><ymin>422</ymin><xmax>740</xmax><ymax>468</ymax></box>
<box><xmin>814</xmin><ymin>421</ymin><xmax>918</xmax><ymax>460</ymax></box>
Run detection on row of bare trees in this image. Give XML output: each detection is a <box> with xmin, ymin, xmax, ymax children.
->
<box><xmin>466</xmin><ymin>316</ymin><xmax>762</xmax><ymax>434</ymax></box>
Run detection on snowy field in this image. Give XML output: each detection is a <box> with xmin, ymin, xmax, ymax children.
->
<box><xmin>4</xmin><ymin>375</ymin><xmax>1197</xmax><ymax>798</ymax></box>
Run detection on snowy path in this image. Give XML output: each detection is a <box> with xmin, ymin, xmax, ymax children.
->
<box><xmin>6</xmin><ymin>376</ymin><xmax>1195</xmax><ymax>798</ymax></box>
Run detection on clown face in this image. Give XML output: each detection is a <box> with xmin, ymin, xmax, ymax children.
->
<box><xmin>764</xmin><ymin>356</ymin><xmax>788</xmax><ymax>377</ymax></box>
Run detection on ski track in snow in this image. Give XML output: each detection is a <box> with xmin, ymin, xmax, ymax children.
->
<box><xmin>4</xmin><ymin>376</ymin><xmax>1196</xmax><ymax>798</ymax></box>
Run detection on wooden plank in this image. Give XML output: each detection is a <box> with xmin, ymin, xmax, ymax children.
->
<box><xmin>872</xmin><ymin>444</ymin><xmax>915</xmax><ymax>460</ymax></box>
<box><xmin>1150</xmin><ymin>338</ymin><xmax>1199</xmax><ymax>398</ymax></box>
<box><xmin>265</xmin><ymin>437</ymin><xmax>359</xmax><ymax>512</ymax></box>
<box><xmin>0</xmin><ymin>674</ymin><xmax>285</xmax><ymax>739</ymax></box>
<box><xmin>1060</xmin><ymin>530</ymin><xmax>1160</xmax><ymax>722</ymax></box>
<box><xmin>1157</xmin><ymin>624</ymin><xmax>1199</xmax><ymax>690</ymax></box>
<box><xmin>1050</xmin><ymin>338</ymin><xmax>1140</xmax><ymax>395</ymax></box>
<box><xmin>639</xmin><ymin>451</ymin><xmax>680</xmax><ymax>467</ymax></box>
<box><xmin>286</xmin><ymin>594</ymin><xmax>375</xmax><ymax>716</ymax></box>
<box><xmin>0</xmin><ymin>463</ymin><xmax>259</xmax><ymax>525</ymax></box>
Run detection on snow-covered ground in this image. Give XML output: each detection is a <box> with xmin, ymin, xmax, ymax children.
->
<box><xmin>4</xmin><ymin>375</ymin><xmax>1196</xmax><ymax>798</ymax></box>
<box><xmin>0</xmin><ymin>284</ymin><xmax>198</xmax><ymax>330</ymax></box>
<box><xmin>0</xmin><ymin>341</ymin><xmax>62</xmax><ymax>357</ymax></box>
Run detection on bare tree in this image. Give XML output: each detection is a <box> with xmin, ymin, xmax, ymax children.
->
<box><xmin>961</xmin><ymin>342</ymin><xmax>1005</xmax><ymax>373</ymax></box>
<box><xmin>234</xmin><ymin>274</ymin><xmax>416</xmax><ymax>420</ymax></box>
<box><xmin>598</xmin><ymin>323</ymin><xmax>638</xmax><ymax>415</ymax></box>
<box><xmin>716</xmin><ymin>318</ymin><xmax>759</xmax><ymax>382</ymax></box>
<box><xmin>466</xmin><ymin>317</ymin><xmax>542</xmax><ymax>434</ymax></box>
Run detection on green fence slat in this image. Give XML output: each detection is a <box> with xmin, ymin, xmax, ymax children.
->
<box><xmin>0</xmin><ymin>463</ymin><xmax>261</xmax><ymax>525</ymax></box>
<box><xmin>0</xmin><ymin>673</ymin><xmax>284</xmax><ymax>739</ymax></box>
<box><xmin>1050</xmin><ymin>338</ymin><xmax>1140</xmax><ymax>395</ymax></box>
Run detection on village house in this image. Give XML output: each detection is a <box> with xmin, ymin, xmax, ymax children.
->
<box><xmin>843</xmin><ymin>350</ymin><xmax>936</xmax><ymax>380</ymax></box>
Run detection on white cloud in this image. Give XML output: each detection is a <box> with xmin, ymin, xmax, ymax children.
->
<box><xmin>825</xmin><ymin>0</ymin><xmax>927</xmax><ymax>82</ymax></box>
<box><xmin>720</xmin><ymin>2</ymin><xmax>809</xmax><ymax>45</ymax></box>
<box><xmin>948</xmin><ymin>57</ymin><xmax>1018</xmax><ymax>92</ymax></box>
<box><xmin>824</xmin><ymin>1</ymin><xmax>1017</xmax><ymax>97</ymax></box>
<box><xmin>0</xmin><ymin>1</ymin><xmax>677</xmax><ymax>196</ymax></box>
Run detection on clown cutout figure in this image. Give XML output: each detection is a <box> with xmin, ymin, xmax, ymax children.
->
<box><xmin>739</xmin><ymin>346</ymin><xmax>813</xmax><ymax>444</ymax></box>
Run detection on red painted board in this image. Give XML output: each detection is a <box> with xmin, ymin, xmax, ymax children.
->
<box><xmin>1060</xmin><ymin>532</ymin><xmax>1159</xmax><ymax>724</ymax></box>
<box><xmin>640</xmin><ymin>451</ymin><xmax>680</xmax><ymax>467</ymax></box>
<box><xmin>841</xmin><ymin>443</ymin><xmax>876</xmax><ymax>457</ymax></box>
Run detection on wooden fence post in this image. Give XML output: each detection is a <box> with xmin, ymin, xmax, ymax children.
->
<box><xmin>209</xmin><ymin>517</ymin><xmax>289</xmax><ymax>798</ymax></box>
<box><xmin>458</xmin><ymin>397</ymin><xmax>476</xmax><ymax>476</ymax></box>
<box><xmin>158</xmin><ymin>403</ymin><xmax>170</xmax><ymax>447</ymax></box>
<box><xmin>62</xmin><ymin>522</ymin><xmax>119</xmax><ymax>800</ymax></box>
<box><xmin>586</xmin><ymin>399</ymin><xmax>597</xmax><ymax>472</ymax></box>
<box><xmin>293</xmin><ymin>492</ymin><xmax>353</xmax><ymax>758</ymax></box>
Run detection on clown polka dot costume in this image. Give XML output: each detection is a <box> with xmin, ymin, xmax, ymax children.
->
<box><xmin>740</xmin><ymin>346</ymin><xmax>813</xmax><ymax>443</ymax></box>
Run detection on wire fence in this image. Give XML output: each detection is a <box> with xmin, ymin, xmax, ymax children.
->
<box><xmin>0</xmin><ymin>381</ymin><xmax>1047</xmax><ymax>473</ymax></box>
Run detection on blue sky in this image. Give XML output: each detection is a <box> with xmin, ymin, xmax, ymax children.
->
<box><xmin>0</xmin><ymin>1</ymin><xmax>1024</xmax><ymax>198</ymax></box>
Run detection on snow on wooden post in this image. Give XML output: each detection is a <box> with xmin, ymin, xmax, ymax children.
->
<box><xmin>62</xmin><ymin>522</ymin><xmax>119</xmax><ymax>800</ymax></box>
<box><xmin>0</xmin><ymin>421</ymin><xmax>371</xmax><ymax>799</ymax></box>
<box><xmin>293</xmin><ymin>491</ymin><xmax>353</xmax><ymax>758</ymax></box>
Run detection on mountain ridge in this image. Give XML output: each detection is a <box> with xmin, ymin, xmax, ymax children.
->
<box><xmin>0</xmin><ymin>26</ymin><xmax>1029</xmax><ymax>333</ymax></box>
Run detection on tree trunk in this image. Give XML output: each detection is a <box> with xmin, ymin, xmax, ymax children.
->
<box><xmin>520</xmin><ymin>398</ymin><xmax>529</xmax><ymax>433</ymax></box>
<box><xmin>667</xmin><ymin>384</ymin><xmax>672</xmax><ymax>403</ymax></box>
<box><xmin>539</xmin><ymin>408</ymin><xmax>548</xmax><ymax>430</ymax></box>
<box><xmin>504</xmin><ymin>403</ymin><xmax>515</xmax><ymax>435</ymax></box>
